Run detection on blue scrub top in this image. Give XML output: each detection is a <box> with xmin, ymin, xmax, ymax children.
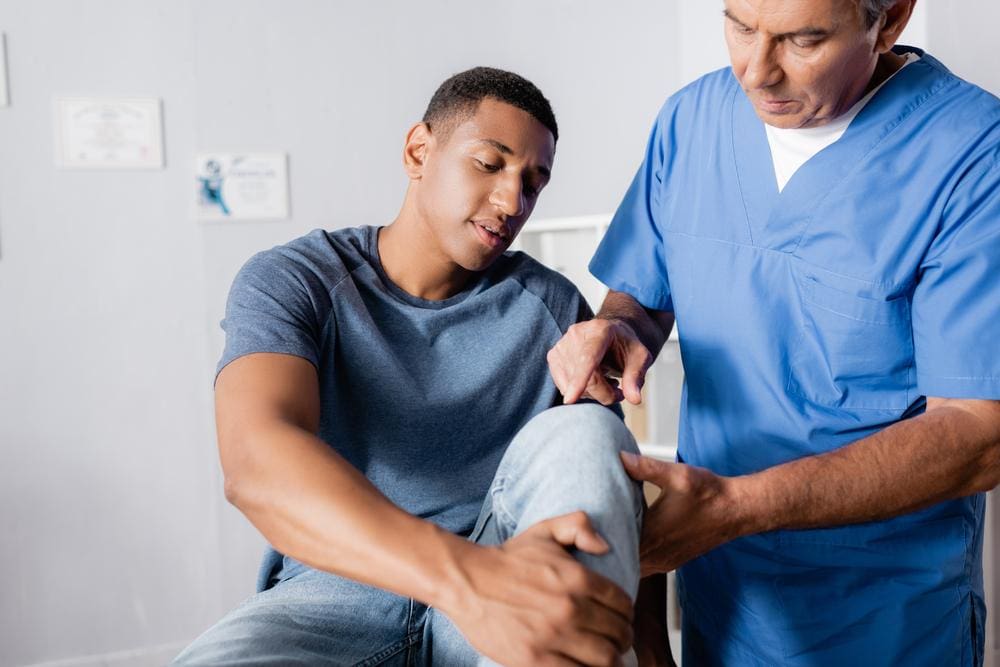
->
<box><xmin>592</xmin><ymin>48</ymin><xmax>1000</xmax><ymax>665</ymax></box>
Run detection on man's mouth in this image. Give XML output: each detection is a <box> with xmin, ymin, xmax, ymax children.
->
<box><xmin>472</xmin><ymin>220</ymin><xmax>510</xmax><ymax>248</ymax></box>
<box><xmin>756</xmin><ymin>96</ymin><xmax>797</xmax><ymax>113</ymax></box>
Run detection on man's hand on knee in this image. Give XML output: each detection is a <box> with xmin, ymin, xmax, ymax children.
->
<box><xmin>439</xmin><ymin>511</ymin><xmax>634</xmax><ymax>667</ymax></box>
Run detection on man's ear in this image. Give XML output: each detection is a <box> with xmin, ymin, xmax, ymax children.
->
<box><xmin>402</xmin><ymin>122</ymin><xmax>434</xmax><ymax>179</ymax></box>
<box><xmin>874</xmin><ymin>0</ymin><xmax>915</xmax><ymax>53</ymax></box>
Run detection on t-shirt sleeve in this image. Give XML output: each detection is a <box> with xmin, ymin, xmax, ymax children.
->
<box><xmin>912</xmin><ymin>158</ymin><xmax>1000</xmax><ymax>399</ymax></box>
<box><xmin>589</xmin><ymin>104</ymin><xmax>674</xmax><ymax>312</ymax></box>
<box><xmin>216</xmin><ymin>248</ymin><xmax>329</xmax><ymax>378</ymax></box>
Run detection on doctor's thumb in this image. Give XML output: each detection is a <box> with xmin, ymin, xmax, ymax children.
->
<box><xmin>620</xmin><ymin>341</ymin><xmax>652</xmax><ymax>405</ymax></box>
<box><xmin>620</xmin><ymin>451</ymin><xmax>665</xmax><ymax>486</ymax></box>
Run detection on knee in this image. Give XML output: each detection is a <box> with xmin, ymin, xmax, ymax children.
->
<box><xmin>507</xmin><ymin>403</ymin><xmax>640</xmax><ymax>470</ymax></box>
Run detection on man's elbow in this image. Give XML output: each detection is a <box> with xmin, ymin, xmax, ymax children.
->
<box><xmin>219</xmin><ymin>433</ymin><xmax>258</xmax><ymax>510</ymax></box>
<box><xmin>223</xmin><ymin>473</ymin><xmax>245</xmax><ymax>507</ymax></box>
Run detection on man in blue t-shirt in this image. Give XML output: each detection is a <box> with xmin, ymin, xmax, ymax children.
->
<box><xmin>175</xmin><ymin>68</ymin><xmax>643</xmax><ymax>666</ymax></box>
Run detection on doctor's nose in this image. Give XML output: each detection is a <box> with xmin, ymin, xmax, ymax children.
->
<box><xmin>489</xmin><ymin>179</ymin><xmax>525</xmax><ymax>218</ymax></box>
<box><xmin>742</xmin><ymin>40</ymin><xmax>783</xmax><ymax>90</ymax></box>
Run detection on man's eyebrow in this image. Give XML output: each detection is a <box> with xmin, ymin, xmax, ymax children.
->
<box><xmin>723</xmin><ymin>8</ymin><xmax>831</xmax><ymax>38</ymax></box>
<box><xmin>723</xmin><ymin>8</ymin><xmax>751</xmax><ymax>30</ymax></box>
<box><xmin>478</xmin><ymin>139</ymin><xmax>513</xmax><ymax>155</ymax></box>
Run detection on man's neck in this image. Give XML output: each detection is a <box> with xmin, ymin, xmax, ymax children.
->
<box><xmin>863</xmin><ymin>50</ymin><xmax>907</xmax><ymax>98</ymax></box>
<box><xmin>377</xmin><ymin>214</ymin><xmax>474</xmax><ymax>301</ymax></box>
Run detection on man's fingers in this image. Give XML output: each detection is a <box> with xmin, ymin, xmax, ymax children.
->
<box><xmin>543</xmin><ymin>511</ymin><xmax>610</xmax><ymax>555</ymax></box>
<box><xmin>620</xmin><ymin>451</ymin><xmax>669</xmax><ymax>486</ymax></box>
<box><xmin>586</xmin><ymin>571</ymin><xmax>635</xmax><ymax>624</ymax></box>
<box><xmin>584</xmin><ymin>372</ymin><xmax>623</xmax><ymax>405</ymax></box>
<box><xmin>620</xmin><ymin>340</ymin><xmax>653</xmax><ymax>405</ymax></box>
<box><xmin>552</xmin><ymin>631</ymin><xmax>625</xmax><ymax>667</ymax></box>
<box><xmin>548</xmin><ymin>322</ymin><xmax>616</xmax><ymax>404</ymax></box>
<box><xmin>552</xmin><ymin>351</ymin><xmax>603</xmax><ymax>405</ymax></box>
<box><xmin>574</xmin><ymin>598</ymin><xmax>635</xmax><ymax>654</ymax></box>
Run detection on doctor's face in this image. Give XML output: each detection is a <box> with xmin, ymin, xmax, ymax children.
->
<box><xmin>724</xmin><ymin>0</ymin><xmax>886</xmax><ymax>129</ymax></box>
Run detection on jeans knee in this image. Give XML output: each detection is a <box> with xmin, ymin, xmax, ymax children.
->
<box><xmin>505</xmin><ymin>403</ymin><xmax>639</xmax><ymax>471</ymax></box>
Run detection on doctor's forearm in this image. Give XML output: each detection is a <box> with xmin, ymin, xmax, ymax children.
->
<box><xmin>731</xmin><ymin>399</ymin><xmax>1000</xmax><ymax>535</ymax></box>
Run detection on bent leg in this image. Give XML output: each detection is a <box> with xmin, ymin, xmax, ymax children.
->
<box><xmin>173</xmin><ymin>566</ymin><xmax>425</xmax><ymax>666</ymax></box>
<box><xmin>483</xmin><ymin>403</ymin><xmax>643</xmax><ymax>594</ymax></box>
<box><xmin>426</xmin><ymin>403</ymin><xmax>643</xmax><ymax>664</ymax></box>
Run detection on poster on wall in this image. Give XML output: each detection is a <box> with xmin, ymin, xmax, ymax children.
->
<box><xmin>0</xmin><ymin>32</ymin><xmax>9</xmax><ymax>108</ymax></box>
<box><xmin>195</xmin><ymin>153</ymin><xmax>289</xmax><ymax>221</ymax></box>
<box><xmin>54</xmin><ymin>97</ymin><xmax>163</xmax><ymax>168</ymax></box>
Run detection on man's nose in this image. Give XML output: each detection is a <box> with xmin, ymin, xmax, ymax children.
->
<box><xmin>490</xmin><ymin>176</ymin><xmax>525</xmax><ymax>218</ymax></box>
<box><xmin>742</xmin><ymin>39</ymin><xmax>782</xmax><ymax>90</ymax></box>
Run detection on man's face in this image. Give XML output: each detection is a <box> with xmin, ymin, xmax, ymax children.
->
<box><xmin>724</xmin><ymin>0</ymin><xmax>882</xmax><ymax>129</ymax></box>
<box><xmin>414</xmin><ymin>98</ymin><xmax>555</xmax><ymax>272</ymax></box>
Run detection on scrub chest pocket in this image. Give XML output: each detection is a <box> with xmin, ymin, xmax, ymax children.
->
<box><xmin>786</xmin><ymin>272</ymin><xmax>914</xmax><ymax>411</ymax></box>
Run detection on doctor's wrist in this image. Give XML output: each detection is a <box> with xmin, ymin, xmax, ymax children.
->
<box><xmin>724</xmin><ymin>473</ymin><xmax>781</xmax><ymax>538</ymax></box>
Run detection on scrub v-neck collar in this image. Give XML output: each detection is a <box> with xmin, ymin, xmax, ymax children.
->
<box><xmin>730</xmin><ymin>47</ymin><xmax>955</xmax><ymax>253</ymax></box>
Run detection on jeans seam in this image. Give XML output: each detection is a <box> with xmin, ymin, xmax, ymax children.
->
<box><xmin>490</xmin><ymin>479</ymin><xmax>520</xmax><ymax>537</ymax></box>
<box><xmin>356</xmin><ymin>631</ymin><xmax>421</xmax><ymax>667</ymax></box>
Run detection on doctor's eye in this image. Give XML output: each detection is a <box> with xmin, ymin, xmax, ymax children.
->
<box><xmin>791</xmin><ymin>37</ymin><xmax>824</xmax><ymax>49</ymax></box>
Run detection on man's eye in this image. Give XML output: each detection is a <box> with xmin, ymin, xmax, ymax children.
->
<box><xmin>736</xmin><ymin>25</ymin><xmax>754</xmax><ymax>35</ymax></box>
<box><xmin>475</xmin><ymin>159</ymin><xmax>500</xmax><ymax>172</ymax></box>
<box><xmin>792</xmin><ymin>38</ymin><xmax>822</xmax><ymax>48</ymax></box>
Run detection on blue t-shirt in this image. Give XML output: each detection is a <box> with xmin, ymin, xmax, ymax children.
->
<box><xmin>591</xmin><ymin>48</ymin><xmax>1000</xmax><ymax>664</ymax></box>
<box><xmin>218</xmin><ymin>225</ymin><xmax>591</xmax><ymax>536</ymax></box>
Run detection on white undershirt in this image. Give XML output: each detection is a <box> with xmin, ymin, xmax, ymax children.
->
<box><xmin>765</xmin><ymin>52</ymin><xmax>920</xmax><ymax>191</ymax></box>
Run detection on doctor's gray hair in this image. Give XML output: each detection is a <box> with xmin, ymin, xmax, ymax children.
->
<box><xmin>858</xmin><ymin>0</ymin><xmax>900</xmax><ymax>28</ymax></box>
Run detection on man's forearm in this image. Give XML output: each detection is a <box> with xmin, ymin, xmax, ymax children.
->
<box><xmin>224</xmin><ymin>421</ymin><xmax>475</xmax><ymax>611</ymax></box>
<box><xmin>732</xmin><ymin>399</ymin><xmax>1000</xmax><ymax>536</ymax></box>
<box><xmin>596</xmin><ymin>290</ymin><xmax>674</xmax><ymax>361</ymax></box>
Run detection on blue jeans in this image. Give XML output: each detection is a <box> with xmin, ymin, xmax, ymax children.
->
<box><xmin>173</xmin><ymin>404</ymin><xmax>643</xmax><ymax>666</ymax></box>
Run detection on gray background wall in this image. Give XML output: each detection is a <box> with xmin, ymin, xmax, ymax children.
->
<box><xmin>0</xmin><ymin>2</ymin><xmax>996</xmax><ymax>665</ymax></box>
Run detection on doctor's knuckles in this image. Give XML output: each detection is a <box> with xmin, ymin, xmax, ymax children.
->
<box><xmin>548</xmin><ymin>290</ymin><xmax>673</xmax><ymax>407</ymax></box>
<box><xmin>547</xmin><ymin>318</ymin><xmax>649</xmax><ymax>406</ymax></box>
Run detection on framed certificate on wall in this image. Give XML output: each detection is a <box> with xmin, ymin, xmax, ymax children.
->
<box><xmin>54</xmin><ymin>96</ymin><xmax>164</xmax><ymax>168</ymax></box>
<box><xmin>195</xmin><ymin>153</ymin><xmax>289</xmax><ymax>221</ymax></box>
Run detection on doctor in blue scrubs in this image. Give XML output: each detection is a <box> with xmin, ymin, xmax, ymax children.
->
<box><xmin>548</xmin><ymin>0</ymin><xmax>1000</xmax><ymax>664</ymax></box>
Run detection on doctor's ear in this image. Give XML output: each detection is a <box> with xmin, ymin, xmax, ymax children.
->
<box><xmin>402</xmin><ymin>122</ymin><xmax>434</xmax><ymax>179</ymax></box>
<box><xmin>874</xmin><ymin>0</ymin><xmax>915</xmax><ymax>53</ymax></box>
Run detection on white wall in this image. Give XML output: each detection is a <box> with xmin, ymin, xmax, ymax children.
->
<box><xmin>0</xmin><ymin>2</ymin><xmax>996</xmax><ymax>665</ymax></box>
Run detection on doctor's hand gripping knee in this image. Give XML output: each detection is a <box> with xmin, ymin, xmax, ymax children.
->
<box><xmin>547</xmin><ymin>318</ymin><xmax>653</xmax><ymax>406</ymax></box>
<box><xmin>620</xmin><ymin>452</ymin><xmax>749</xmax><ymax>576</ymax></box>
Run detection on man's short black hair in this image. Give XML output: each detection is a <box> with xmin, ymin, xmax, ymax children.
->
<box><xmin>422</xmin><ymin>66</ymin><xmax>558</xmax><ymax>143</ymax></box>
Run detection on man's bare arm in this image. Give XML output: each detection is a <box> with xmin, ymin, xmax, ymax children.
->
<box><xmin>217</xmin><ymin>352</ymin><xmax>635</xmax><ymax>666</ymax></box>
<box><xmin>627</xmin><ymin>397</ymin><xmax>1000</xmax><ymax>574</ymax></box>
<box><xmin>217</xmin><ymin>352</ymin><xmax>461</xmax><ymax>603</ymax></box>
